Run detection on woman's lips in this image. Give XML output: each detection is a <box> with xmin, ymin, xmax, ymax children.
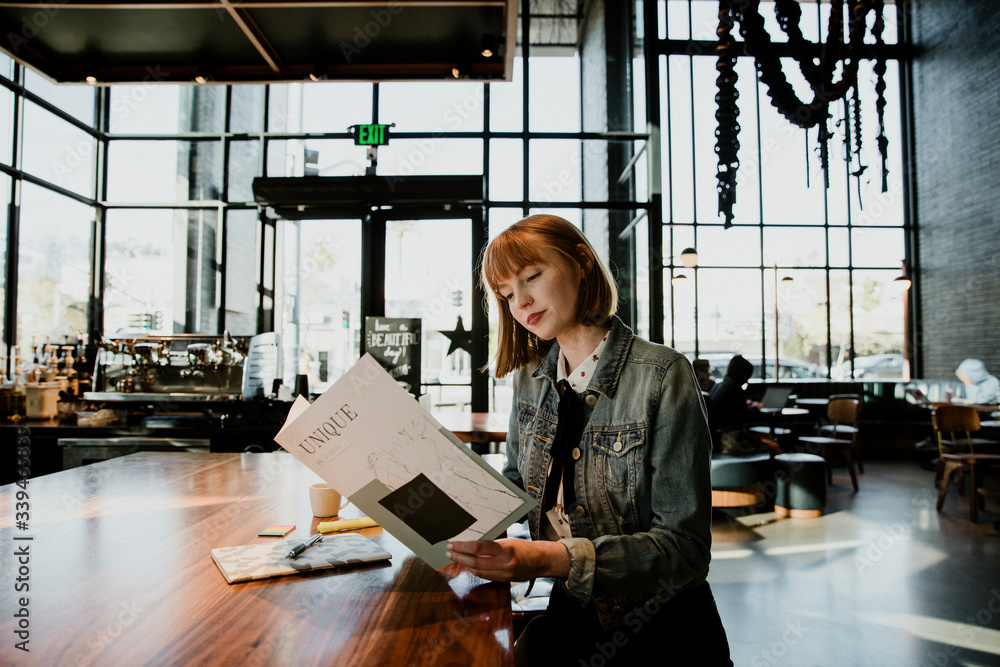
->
<box><xmin>526</xmin><ymin>311</ymin><xmax>544</xmax><ymax>326</ymax></box>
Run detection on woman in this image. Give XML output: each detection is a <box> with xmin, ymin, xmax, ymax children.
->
<box><xmin>446</xmin><ymin>215</ymin><xmax>731</xmax><ymax>665</ymax></box>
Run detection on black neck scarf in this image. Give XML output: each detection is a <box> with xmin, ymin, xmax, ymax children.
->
<box><xmin>543</xmin><ymin>380</ymin><xmax>591</xmax><ymax>512</ymax></box>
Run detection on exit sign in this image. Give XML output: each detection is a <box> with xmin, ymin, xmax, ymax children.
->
<box><xmin>350</xmin><ymin>123</ymin><xmax>392</xmax><ymax>146</ymax></box>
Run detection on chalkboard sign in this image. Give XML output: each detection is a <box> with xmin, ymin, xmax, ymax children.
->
<box><xmin>364</xmin><ymin>317</ymin><xmax>421</xmax><ymax>396</ymax></box>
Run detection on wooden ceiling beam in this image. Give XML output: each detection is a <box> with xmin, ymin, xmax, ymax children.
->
<box><xmin>219</xmin><ymin>0</ymin><xmax>281</xmax><ymax>72</ymax></box>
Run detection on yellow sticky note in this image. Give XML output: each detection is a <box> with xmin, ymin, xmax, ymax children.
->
<box><xmin>318</xmin><ymin>517</ymin><xmax>379</xmax><ymax>533</ymax></box>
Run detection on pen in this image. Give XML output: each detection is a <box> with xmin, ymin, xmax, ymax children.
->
<box><xmin>285</xmin><ymin>533</ymin><xmax>322</xmax><ymax>560</ymax></box>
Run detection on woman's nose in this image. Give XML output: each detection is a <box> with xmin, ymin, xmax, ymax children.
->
<box><xmin>513</xmin><ymin>290</ymin><xmax>531</xmax><ymax>309</ymax></box>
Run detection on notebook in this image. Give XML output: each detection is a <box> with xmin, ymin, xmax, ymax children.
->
<box><xmin>759</xmin><ymin>386</ymin><xmax>793</xmax><ymax>409</ymax></box>
<box><xmin>211</xmin><ymin>533</ymin><xmax>391</xmax><ymax>584</ymax></box>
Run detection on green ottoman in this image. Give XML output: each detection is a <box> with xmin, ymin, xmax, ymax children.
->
<box><xmin>775</xmin><ymin>453</ymin><xmax>826</xmax><ymax>518</ymax></box>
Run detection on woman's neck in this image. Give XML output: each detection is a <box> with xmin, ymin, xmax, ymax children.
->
<box><xmin>557</xmin><ymin>323</ymin><xmax>610</xmax><ymax>373</ymax></box>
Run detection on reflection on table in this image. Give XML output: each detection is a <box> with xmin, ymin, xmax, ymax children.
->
<box><xmin>928</xmin><ymin>401</ymin><xmax>999</xmax><ymax>413</ymax></box>
<box><xmin>758</xmin><ymin>407</ymin><xmax>810</xmax><ymax>420</ymax></box>
<box><xmin>756</xmin><ymin>407</ymin><xmax>810</xmax><ymax>440</ymax></box>
<box><xmin>0</xmin><ymin>452</ymin><xmax>513</xmax><ymax>666</ymax></box>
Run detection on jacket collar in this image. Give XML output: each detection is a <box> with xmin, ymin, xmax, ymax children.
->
<box><xmin>531</xmin><ymin>315</ymin><xmax>633</xmax><ymax>400</ymax></box>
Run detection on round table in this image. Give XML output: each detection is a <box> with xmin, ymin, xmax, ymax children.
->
<box><xmin>755</xmin><ymin>407</ymin><xmax>810</xmax><ymax>441</ymax></box>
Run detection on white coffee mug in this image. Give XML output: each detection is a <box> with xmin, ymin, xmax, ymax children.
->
<box><xmin>309</xmin><ymin>483</ymin><xmax>349</xmax><ymax>517</ymax></box>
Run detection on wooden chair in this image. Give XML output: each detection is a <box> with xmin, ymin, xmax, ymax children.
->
<box><xmin>932</xmin><ymin>404</ymin><xmax>1000</xmax><ymax>522</ymax></box>
<box><xmin>798</xmin><ymin>397</ymin><xmax>862</xmax><ymax>492</ymax></box>
<box><xmin>817</xmin><ymin>394</ymin><xmax>864</xmax><ymax>473</ymax></box>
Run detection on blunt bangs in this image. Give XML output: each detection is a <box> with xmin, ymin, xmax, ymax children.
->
<box><xmin>481</xmin><ymin>227</ymin><xmax>548</xmax><ymax>295</ymax></box>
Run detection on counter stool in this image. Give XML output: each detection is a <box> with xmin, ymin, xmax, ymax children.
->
<box><xmin>774</xmin><ymin>453</ymin><xmax>826</xmax><ymax>518</ymax></box>
<box><xmin>710</xmin><ymin>453</ymin><xmax>774</xmax><ymax>509</ymax></box>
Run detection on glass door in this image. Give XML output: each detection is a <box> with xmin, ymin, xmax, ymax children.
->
<box><xmin>277</xmin><ymin>218</ymin><xmax>363</xmax><ymax>394</ymax></box>
<box><xmin>382</xmin><ymin>216</ymin><xmax>477</xmax><ymax>412</ymax></box>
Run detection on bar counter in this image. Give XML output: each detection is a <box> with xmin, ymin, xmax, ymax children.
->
<box><xmin>0</xmin><ymin>452</ymin><xmax>513</xmax><ymax>665</ymax></box>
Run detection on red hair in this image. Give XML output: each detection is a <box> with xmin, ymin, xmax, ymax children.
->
<box><xmin>479</xmin><ymin>214</ymin><xmax>618</xmax><ymax>377</ymax></box>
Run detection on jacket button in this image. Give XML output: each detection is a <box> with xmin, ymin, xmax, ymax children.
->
<box><xmin>585</xmin><ymin>394</ymin><xmax>598</xmax><ymax>406</ymax></box>
<box><xmin>572</xmin><ymin>447</ymin><xmax>582</xmax><ymax>460</ymax></box>
<box><xmin>575</xmin><ymin>506</ymin><xmax>587</xmax><ymax>518</ymax></box>
<box><xmin>613</xmin><ymin>442</ymin><xmax>623</xmax><ymax>452</ymax></box>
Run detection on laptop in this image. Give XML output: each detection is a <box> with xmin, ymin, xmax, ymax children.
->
<box><xmin>905</xmin><ymin>386</ymin><xmax>931</xmax><ymax>405</ymax></box>
<box><xmin>759</xmin><ymin>386</ymin><xmax>793</xmax><ymax>409</ymax></box>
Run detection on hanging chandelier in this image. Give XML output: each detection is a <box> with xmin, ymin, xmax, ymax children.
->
<box><xmin>715</xmin><ymin>0</ymin><xmax>889</xmax><ymax>227</ymax></box>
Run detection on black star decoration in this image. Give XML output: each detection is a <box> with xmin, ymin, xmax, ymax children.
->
<box><xmin>439</xmin><ymin>315</ymin><xmax>472</xmax><ymax>356</ymax></box>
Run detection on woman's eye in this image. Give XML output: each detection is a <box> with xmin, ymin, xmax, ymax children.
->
<box><xmin>503</xmin><ymin>292</ymin><xmax>513</xmax><ymax>301</ymax></box>
<box><xmin>526</xmin><ymin>272</ymin><xmax>540</xmax><ymax>282</ymax></box>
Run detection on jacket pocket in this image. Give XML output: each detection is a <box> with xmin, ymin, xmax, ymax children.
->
<box><xmin>515</xmin><ymin>401</ymin><xmax>556</xmax><ymax>480</ymax></box>
<box><xmin>591</xmin><ymin>428</ymin><xmax>645</xmax><ymax>492</ymax></box>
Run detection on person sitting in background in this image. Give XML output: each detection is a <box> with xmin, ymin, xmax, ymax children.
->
<box><xmin>707</xmin><ymin>355</ymin><xmax>772</xmax><ymax>456</ymax></box>
<box><xmin>693</xmin><ymin>358</ymin><xmax>716</xmax><ymax>393</ymax></box>
<box><xmin>955</xmin><ymin>359</ymin><xmax>1000</xmax><ymax>404</ymax></box>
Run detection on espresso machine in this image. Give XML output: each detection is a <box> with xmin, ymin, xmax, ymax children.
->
<box><xmin>86</xmin><ymin>333</ymin><xmax>252</xmax><ymax>402</ymax></box>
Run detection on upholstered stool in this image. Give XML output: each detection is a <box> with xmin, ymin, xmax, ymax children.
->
<box><xmin>774</xmin><ymin>453</ymin><xmax>826</xmax><ymax>518</ymax></box>
<box><xmin>710</xmin><ymin>453</ymin><xmax>774</xmax><ymax>508</ymax></box>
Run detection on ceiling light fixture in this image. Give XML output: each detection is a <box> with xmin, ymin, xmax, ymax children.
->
<box><xmin>680</xmin><ymin>247</ymin><xmax>698</xmax><ymax>269</ymax></box>
<box><xmin>193</xmin><ymin>67</ymin><xmax>213</xmax><ymax>84</ymax></box>
<box><xmin>894</xmin><ymin>261</ymin><xmax>911</xmax><ymax>291</ymax></box>
<box><xmin>309</xmin><ymin>65</ymin><xmax>327</xmax><ymax>82</ymax></box>
<box><xmin>481</xmin><ymin>34</ymin><xmax>499</xmax><ymax>58</ymax></box>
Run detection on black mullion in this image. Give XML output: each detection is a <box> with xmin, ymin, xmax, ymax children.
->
<box><xmin>90</xmin><ymin>86</ymin><xmax>110</xmax><ymax>349</ymax></box>
<box><xmin>755</xmin><ymin>56</ymin><xmax>768</xmax><ymax>377</ymax></box>
<box><xmin>521</xmin><ymin>3</ymin><xmax>530</xmax><ymax>219</ymax></box>
<box><xmin>218</xmin><ymin>87</ymin><xmax>232</xmax><ymax>335</ymax></box>
<box><xmin>897</xmin><ymin>3</ymin><xmax>920</xmax><ymax>377</ymax></box>
<box><xmin>2</xmin><ymin>65</ymin><xmax>23</xmax><ymax>371</ymax></box>
<box><xmin>470</xmin><ymin>206</ymin><xmax>488</xmax><ymax>412</ymax></box>
<box><xmin>644</xmin><ymin>0</ymin><xmax>664</xmax><ymax>343</ymax></box>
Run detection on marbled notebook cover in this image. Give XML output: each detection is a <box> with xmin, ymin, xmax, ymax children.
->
<box><xmin>211</xmin><ymin>533</ymin><xmax>391</xmax><ymax>583</ymax></box>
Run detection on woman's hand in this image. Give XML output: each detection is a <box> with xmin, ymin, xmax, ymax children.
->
<box><xmin>446</xmin><ymin>538</ymin><xmax>570</xmax><ymax>583</ymax></box>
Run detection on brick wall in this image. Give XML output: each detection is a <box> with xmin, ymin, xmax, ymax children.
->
<box><xmin>910</xmin><ymin>0</ymin><xmax>1000</xmax><ymax>379</ymax></box>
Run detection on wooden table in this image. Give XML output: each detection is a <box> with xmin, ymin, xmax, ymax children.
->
<box><xmin>0</xmin><ymin>452</ymin><xmax>513</xmax><ymax>666</ymax></box>
<box><xmin>929</xmin><ymin>401</ymin><xmax>999</xmax><ymax>413</ymax></box>
<box><xmin>431</xmin><ymin>412</ymin><xmax>510</xmax><ymax>449</ymax></box>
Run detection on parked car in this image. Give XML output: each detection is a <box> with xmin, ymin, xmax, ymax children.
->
<box><xmin>693</xmin><ymin>353</ymin><xmax>822</xmax><ymax>380</ymax></box>
<box><xmin>832</xmin><ymin>353</ymin><xmax>904</xmax><ymax>380</ymax></box>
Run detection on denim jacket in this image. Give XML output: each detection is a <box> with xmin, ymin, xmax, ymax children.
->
<box><xmin>502</xmin><ymin>316</ymin><xmax>714</xmax><ymax>630</ymax></box>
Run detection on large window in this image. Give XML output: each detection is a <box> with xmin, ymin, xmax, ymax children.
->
<box><xmin>656</xmin><ymin>0</ymin><xmax>906</xmax><ymax>379</ymax></box>
<box><xmin>279</xmin><ymin>219</ymin><xmax>362</xmax><ymax>394</ymax></box>
<box><xmin>16</xmin><ymin>184</ymin><xmax>93</xmax><ymax>350</ymax></box>
<box><xmin>0</xmin><ymin>1</ymin><xmax>911</xmax><ymax>396</ymax></box>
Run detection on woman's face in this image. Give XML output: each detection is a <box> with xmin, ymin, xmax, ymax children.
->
<box><xmin>496</xmin><ymin>247</ymin><xmax>582</xmax><ymax>341</ymax></box>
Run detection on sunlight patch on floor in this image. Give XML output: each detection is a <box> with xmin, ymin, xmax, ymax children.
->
<box><xmin>858</xmin><ymin>611</ymin><xmax>1000</xmax><ymax>656</ymax></box>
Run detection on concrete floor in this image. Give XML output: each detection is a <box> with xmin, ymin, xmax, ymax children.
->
<box><xmin>708</xmin><ymin>459</ymin><xmax>1000</xmax><ymax>666</ymax></box>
